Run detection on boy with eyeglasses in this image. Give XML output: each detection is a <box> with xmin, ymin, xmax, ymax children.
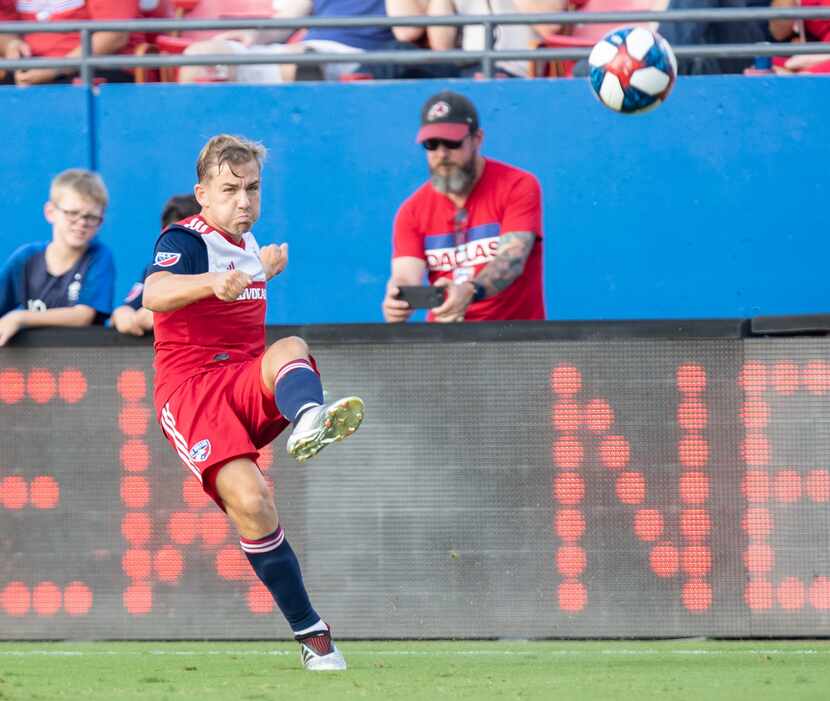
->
<box><xmin>382</xmin><ymin>90</ymin><xmax>546</xmax><ymax>323</ymax></box>
<box><xmin>0</xmin><ymin>168</ymin><xmax>115</xmax><ymax>345</ymax></box>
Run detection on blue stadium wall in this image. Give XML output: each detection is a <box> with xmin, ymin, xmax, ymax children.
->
<box><xmin>0</xmin><ymin>76</ymin><xmax>826</xmax><ymax>324</ymax></box>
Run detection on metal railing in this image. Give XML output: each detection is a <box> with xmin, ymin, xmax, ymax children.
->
<box><xmin>1</xmin><ymin>7</ymin><xmax>829</xmax><ymax>84</ymax></box>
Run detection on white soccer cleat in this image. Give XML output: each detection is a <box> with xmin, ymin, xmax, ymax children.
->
<box><xmin>296</xmin><ymin>628</ymin><xmax>347</xmax><ymax>671</ymax></box>
<box><xmin>286</xmin><ymin>396</ymin><xmax>364</xmax><ymax>463</ymax></box>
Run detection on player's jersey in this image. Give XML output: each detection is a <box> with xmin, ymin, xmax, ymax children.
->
<box><xmin>393</xmin><ymin>158</ymin><xmax>545</xmax><ymax>321</ymax></box>
<box><xmin>149</xmin><ymin>214</ymin><xmax>267</xmax><ymax>411</ymax></box>
<box><xmin>0</xmin><ymin>239</ymin><xmax>115</xmax><ymax>320</ymax></box>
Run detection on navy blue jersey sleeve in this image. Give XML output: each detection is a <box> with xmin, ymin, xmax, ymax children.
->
<box><xmin>0</xmin><ymin>243</ymin><xmax>41</xmax><ymax>316</ymax></box>
<box><xmin>77</xmin><ymin>242</ymin><xmax>116</xmax><ymax>318</ymax></box>
<box><xmin>122</xmin><ymin>264</ymin><xmax>154</xmax><ymax>311</ymax></box>
<box><xmin>149</xmin><ymin>230</ymin><xmax>208</xmax><ymax>276</ymax></box>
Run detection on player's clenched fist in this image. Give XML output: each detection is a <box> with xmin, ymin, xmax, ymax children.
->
<box><xmin>212</xmin><ymin>270</ymin><xmax>252</xmax><ymax>301</ymax></box>
<box><xmin>260</xmin><ymin>243</ymin><xmax>288</xmax><ymax>280</ymax></box>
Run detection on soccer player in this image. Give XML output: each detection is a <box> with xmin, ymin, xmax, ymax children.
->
<box><xmin>142</xmin><ymin>134</ymin><xmax>364</xmax><ymax>671</ymax></box>
<box><xmin>0</xmin><ymin>168</ymin><xmax>115</xmax><ymax>346</ymax></box>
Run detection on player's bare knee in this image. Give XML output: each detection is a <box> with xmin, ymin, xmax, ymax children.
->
<box><xmin>271</xmin><ymin>336</ymin><xmax>309</xmax><ymax>359</ymax></box>
<box><xmin>233</xmin><ymin>488</ymin><xmax>275</xmax><ymax>523</ymax></box>
<box><xmin>263</xmin><ymin>336</ymin><xmax>310</xmax><ymax>381</ymax></box>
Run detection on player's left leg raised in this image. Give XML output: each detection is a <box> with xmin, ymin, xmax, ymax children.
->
<box><xmin>260</xmin><ymin>336</ymin><xmax>364</xmax><ymax>462</ymax></box>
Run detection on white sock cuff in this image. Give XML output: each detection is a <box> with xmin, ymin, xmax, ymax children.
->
<box><xmin>294</xmin><ymin>619</ymin><xmax>328</xmax><ymax>636</ymax></box>
<box><xmin>275</xmin><ymin>360</ymin><xmax>315</xmax><ymax>385</ymax></box>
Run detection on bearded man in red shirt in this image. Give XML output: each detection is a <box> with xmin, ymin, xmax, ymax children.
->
<box><xmin>383</xmin><ymin>90</ymin><xmax>546</xmax><ymax>323</ymax></box>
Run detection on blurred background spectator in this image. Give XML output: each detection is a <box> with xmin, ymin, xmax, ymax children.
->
<box><xmin>165</xmin><ymin>0</ymin><xmax>279</xmax><ymax>41</ymax></box>
<box><xmin>352</xmin><ymin>0</ymin><xmax>464</xmax><ymax>78</ymax></box>
<box><xmin>0</xmin><ymin>0</ymin><xmax>144</xmax><ymax>85</ymax></box>
<box><xmin>111</xmin><ymin>193</ymin><xmax>199</xmax><ymax>337</ymax></box>
<box><xmin>426</xmin><ymin>0</ymin><xmax>568</xmax><ymax>78</ymax></box>
<box><xmin>0</xmin><ymin>169</ymin><xmax>114</xmax><ymax>345</ymax></box>
<box><xmin>770</xmin><ymin>0</ymin><xmax>830</xmax><ymax>73</ymax></box>
<box><xmin>387</xmin><ymin>0</ymin><xmax>428</xmax><ymax>43</ymax></box>
<box><xmin>178</xmin><ymin>0</ymin><xmax>397</xmax><ymax>83</ymax></box>
<box><xmin>531</xmin><ymin>0</ymin><xmax>663</xmax><ymax>78</ymax></box>
<box><xmin>657</xmin><ymin>0</ymin><xmax>770</xmax><ymax>75</ymax></box>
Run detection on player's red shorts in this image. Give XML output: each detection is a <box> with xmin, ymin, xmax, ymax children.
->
<box><xmin>155</xmin><ymin>354</ymin><xmax>292</xmax><ymax>509</ymax></box>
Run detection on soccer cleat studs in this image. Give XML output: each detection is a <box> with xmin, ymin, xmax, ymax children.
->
<box><xmin>287</xmin><ymin>396</ymin><xmax>364</xmax><ymax>463</ymax></box>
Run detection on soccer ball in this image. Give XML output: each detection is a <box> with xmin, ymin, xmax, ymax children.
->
<box><xmin>588</xmin><ymin>26</ymin><xmax>677</xmax><ymax>114</ymax></box>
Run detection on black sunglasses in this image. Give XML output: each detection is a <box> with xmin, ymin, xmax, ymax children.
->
<box><xmin>422</xmin><ymin>137</ymin><xmax>466</xmax><ymax>151</ymax></box>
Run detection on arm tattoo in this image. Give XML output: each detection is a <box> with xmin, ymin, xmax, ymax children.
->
<box><xmin>474</xmin><ymin>232</ymin><xmax>536</xmax><ymax>297</ymax></box>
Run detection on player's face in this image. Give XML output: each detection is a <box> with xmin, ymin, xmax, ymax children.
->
<box><xmin>198</xmin><ymin>159</ymin><xmax>261</xmax><ymax>236</ymax></box>
<box><xmin>44</xmin><ymin>190</ymin><xmax>104</xmax><ymax>251</ymax></box>
<box><xmin>425</xmin><ymin>130</ymin><xmax>482</xmax><ymax>196</ymax></box>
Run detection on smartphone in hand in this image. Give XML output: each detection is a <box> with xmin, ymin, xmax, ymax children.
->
<box><xmin>395</xmin><ymin>286</ymin><xmax>446</xmax><ymax>309</ymax></box>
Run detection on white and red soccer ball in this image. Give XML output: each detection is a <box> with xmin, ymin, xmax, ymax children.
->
<box><xmin>588</xmin><ymin>26</ymin><xmax>678</xmax><ymax>114</ymax></box>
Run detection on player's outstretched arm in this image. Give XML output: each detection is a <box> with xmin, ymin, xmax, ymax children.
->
<box><xmin>143</xmin><ymin>270</ymin><xmax>252</xmax><ymax>312</ymax></box>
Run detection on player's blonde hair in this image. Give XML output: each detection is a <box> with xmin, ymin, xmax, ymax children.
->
<box><xmin>196</xmin><ymin>134</ymin><xmax>267</xmax><ymax>183</ymax></box>
<box><xmin>49</xmin><ymin>169</ymin><xmax>109</xmax><ymax>209</ymax></box>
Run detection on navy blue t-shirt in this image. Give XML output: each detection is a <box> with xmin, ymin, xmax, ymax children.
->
<box><xmin>122</xmin><ymin>264</ymin><xmax>154</xmax><ymax>311</ymax></box>
<box><xmin>0</xmin><ymin>240</ymin><xmax>115</xmax><ymax>321</ymax></box>
<box><xmin>305</xmin><ymin>0</ymin><xmax>395</xmax><ymax>50</ymax></box>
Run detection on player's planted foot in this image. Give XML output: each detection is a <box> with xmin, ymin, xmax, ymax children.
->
<box><xmin>287</xmin><ymin>396</ymin><xmax>364</xmax><ymax>463</ymax></box>
<box><xmin>296</xmin><ymin>626</ymin><xmax>347</xmax><ymax>671</ymax></box>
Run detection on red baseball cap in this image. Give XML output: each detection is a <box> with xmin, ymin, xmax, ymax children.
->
<box><xmin>416</xmin><ymin>91</ymin><xmax>480</xmax><ymax>143</ymax></box>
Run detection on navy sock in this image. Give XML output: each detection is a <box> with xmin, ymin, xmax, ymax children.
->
<box><xmin>241</xmin><ymin>526</ymin><xmax>320</xmax><ymax>633</ymax></box>
<box><xmin>274</xmin><ymin>359</ymin><xmax>324</xmax><ymax>423</ymax></box>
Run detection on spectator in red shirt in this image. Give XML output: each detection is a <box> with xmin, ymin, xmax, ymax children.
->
<box><xmin>383</xmin><ymin>91</ymin><xmax>546</xmax><ymax>323</ymax></box>
<box><xmin>0</xmin><ymin>0</ymin><xmax>142</xmax><ymax>85</ymax></box>
<box><xmin>770</xmin><ymin>0</ymin><xmax>830</xmax><ymax>73</ymax></box>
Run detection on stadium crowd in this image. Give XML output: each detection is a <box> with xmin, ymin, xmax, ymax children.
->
<box><xmin>0</xmin><ymin>0</ymin><xmax>827</xmax><ymax>85</ymax></box>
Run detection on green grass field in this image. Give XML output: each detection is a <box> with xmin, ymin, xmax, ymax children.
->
<box><xmin>1</xmin><ymin>640</ymin><xmax>829</xmax><ymax>701</ymax></box>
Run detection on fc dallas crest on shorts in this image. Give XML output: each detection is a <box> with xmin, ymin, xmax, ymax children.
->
<box><xmin>189</xmin><ymin>439</ymin><xmax>212</xmax><ymax>463</ymax></box>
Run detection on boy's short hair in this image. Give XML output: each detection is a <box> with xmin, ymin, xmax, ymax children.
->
<box><xmin>161</xmin><ymin>194</ymin><xmax>200</xmax><ymax>228</ymax></box>
<box><xmin>50</xmin><ymin>169</ymin><xmax>109</xmax><ymax>210</ymax></box>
